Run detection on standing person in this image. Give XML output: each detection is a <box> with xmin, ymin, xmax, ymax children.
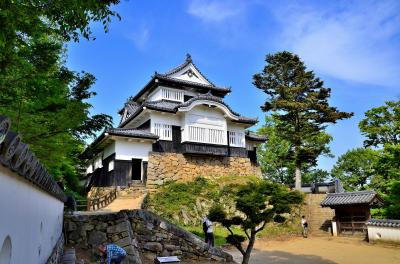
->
<box><xmin>98</xmin><ymin>244</ymin><xmax>127</xmax><ymax>264</ymax></box>
<box><xmin>301</xmin><ymin>215</ymin><xmax>308</xmax><ymax>238</ymax></box>
<box><xmin>205</xmin><ymin>216</ymin><xmax>214</xmax><ymax>247</ymax></box>
<box><xmin>202</xmin><ymin>216</ymin><xmax>209</xmax><ymax>244</ymax></box>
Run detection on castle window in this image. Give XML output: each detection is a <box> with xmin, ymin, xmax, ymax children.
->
<box><xmin>154</xmin><ymin>123</ymin><xmax>172</xmax><ymax>140</ymax></box>
<box><xmin>161</xmin><ymin>88</ymin><xmax>184</xmax><ymax>102</ymax></box>
<box><xmin>229</xmin><ymin>131</ymin><xmax>245</xmax><ymax>147</ymax></box>
<box><xmin>108</xmin><ymin>160</ymin><xmax>114</xmax><ymax>171</ymax></box>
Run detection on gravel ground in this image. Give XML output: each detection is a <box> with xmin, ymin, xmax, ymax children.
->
<box><xmin>225</xmin><ymin>236</ymin><xmax>400</xmax><ymax>264</ymax></box>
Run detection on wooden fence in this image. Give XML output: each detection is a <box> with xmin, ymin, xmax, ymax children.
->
<box><xmin>77</xmin><ymin>188</ymin><xmax>117</xmax><ymax>211</ymax></box>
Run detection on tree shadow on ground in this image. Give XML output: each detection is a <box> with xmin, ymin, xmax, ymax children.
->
<box><xmin>230</xmin><ymin>248</ymin><xmax>337</xmax><ymax>264</ymax></box>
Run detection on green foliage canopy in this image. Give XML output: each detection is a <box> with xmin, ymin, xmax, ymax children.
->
<box><xmin>209</xmin><ymin>181</ymin><xmax>303</xmax><ymax>264</ymax></box>
<box><xmin>0</xmin><ymin>0</ymin><xmax>119</xmax><ymax>193</ymax></box>
<box><xmin>359</xmin><ymin>100</ymin><xmax>400</xmax><ymax>147</ymax></box>
<box><xmin>331</xmin><ymin>148</ymin><xmax>379</xmax><ymax>191</ymax></box>
<box><xmin>257</xmin><ymin>116</ymin><xmax>331</xmax><ymax>184</ymax></box>
<box><xmin>253</xmin><ymin>51</ymin><xmax>353</xmax><ymax>189</ymax></box>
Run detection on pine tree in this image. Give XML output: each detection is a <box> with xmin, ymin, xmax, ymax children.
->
<box><xmin>253</xmin><ymin>51</ymin><xmax>353</xmax><ymax>190</ymax></box>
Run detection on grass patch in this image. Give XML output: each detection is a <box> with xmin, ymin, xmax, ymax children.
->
<box><xmin>184</xmin><ymin>225</ymin><xmax>245</xmax><ymax>247</ymax></box>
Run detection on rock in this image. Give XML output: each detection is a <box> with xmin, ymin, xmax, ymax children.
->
<box><xmin>107</xmin><ymin>221</ymin><xmax>128</xmax><ymax>234</ymax></box>
<box><xmin>171</xmin><ymin>250</ymin><xmax>183</xmax><ymax>256</ymax></box>
<box><xmin>144</xmin><ymin>242</ymin><xmax>163</xmax><ymax>253</ymax></box>
<box><xmin>66</xmin><ymin>221</ymin><xmax>77</xmax><ymax>231</ymax></box>
<box><xmin>159</xmin><ymin>221</ymin><xmax>168</xmax><ymax>230</ymax></box>
<box><xmin>115</xmin><ymin>237</ymin><xmax>132</xmax><ymax>248</ymax></box>
<box><xmin>164</xmin><ymin>244</ymin><xmax>180</xmax><ymax>251</ymax></box>
<box><xmin>87</xmin><ymin>231</ymin><xmax>107</xmax><ymax>245</ymax></box>
<box><xmin>160</xmin><ymin>249</ymin><xmax>169</xmax><ymax>257</ymax></box>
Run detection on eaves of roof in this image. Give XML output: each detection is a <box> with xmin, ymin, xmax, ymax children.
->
<box><xmin>320</xmin><ymin>190</ymin><xmax>383</xmax><ymax>207</ymax></box>
<box><xmin>245</xmin><ymin>131</ymin><xmax>267</xmax><ymax>142</ymax></box>
<box><xmin>162</xmin><ymin>53</ymin><xmax>217</xmax><ymax>87</ymax></box>
<box><xmin>367</xmin><ymin>219</ymin><xmax>400</xmax><ymax>228</ymax></box>
<box><xmin>80</xmin><ymin>128</ymin><xmax>158</xmax><ymax>159</ymax></box>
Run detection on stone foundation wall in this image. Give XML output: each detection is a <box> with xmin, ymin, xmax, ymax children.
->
<box><xmin>64</xmin><ymin>210</ymin><xmax>232</xmax><ymax>263</ymax></box>
<box><xmin>147</xmin><ymin>152</ymin><xmax>261</xmax><ymax>187</ymax></box>
<box><xmin>302</xmin><ymin>194</ymin><xmax>335</xmax><ymax>235</ymax></box>
<box><xmin>46</xmin><ymin>234</ymin><xmax>64</xmax><ymax>264</ymax></box>
<box><xmin>64</xmin><ymin>212</ymin><xmax>141</xmax><ymax>264</ymax></box>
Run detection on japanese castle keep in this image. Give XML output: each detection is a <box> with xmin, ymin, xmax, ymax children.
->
<box><xmin>82</xmin><ymin>55</ymin><xmax>266</xmax><ymax>188</ymax></box>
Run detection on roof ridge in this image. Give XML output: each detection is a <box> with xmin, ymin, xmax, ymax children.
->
<box><xmin>327</xmin><ymin>190</ymin><xmax>375</xmax><ymax>196</ymax></box>
<box><xmin>161</xmin><ymin>54</ymin><xmax>216</xmax><ymax>87</ymax></box>
<box><xmin>154</xmin><ymin>73</ymin><xmax>230</xmax><ymax>91</ymax></box>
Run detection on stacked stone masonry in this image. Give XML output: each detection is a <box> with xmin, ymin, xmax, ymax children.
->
<box><xmin>64</xmin><ymin>210</ymin><xmax>233</xmax><ymax>264</ymax></box>
<box><xmin>147</xmin><ymin>152</ymin><xmax>261</xmax><ymax>187</ymax></box>
<box><xmin>303</xmin><ymin>194</ymin><xmax>335</xmax><ymax>235</ymax></box>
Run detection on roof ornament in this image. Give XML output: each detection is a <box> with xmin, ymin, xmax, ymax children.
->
<box><xmin>185</xmin><ymin>53</ymin><xmax>192</xmax><ymax>62</ymax></box>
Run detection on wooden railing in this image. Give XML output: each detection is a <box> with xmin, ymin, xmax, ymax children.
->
<box><xmin>77</xmin><ymin>188</ymin><xmax>118</xmax><ymax>211</ymax></box>
<box><xmin>187</xmin><ymin>126</ymin><xmax>225</xmax><ymax>145</ymax></box>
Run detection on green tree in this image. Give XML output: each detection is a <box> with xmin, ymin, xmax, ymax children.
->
<box><xmin>372</xmin><ymin>144</ymin><xmax>400</xmax><ymax>193</ymax></box>
<box><xmin>331</xmin><ymin>148</ymin><xmax>379</xmax><ymax>191</ymax></box>
<box><xmin>257</xmin><ymin>117</ymin><xmax>293</xmax><ymax>184</ymax></box>
<box><xmin>359</xmin><ymin>100</ymin><xmax>400</xmax><ymax>147</ymax></box>
<box><xmin>254</xmin><ymin>51</ymin><xmax>353</xmax><ymax>190</ymax></box>
<box><xmin>258</xmin><ymin>116</ymin><xmax>331</xmax><ymax>184</ymax></box>
<box><xmin>302</xmin><ymin>169</ymin><xmax>330</xmax><ymax>184</ymax></box>
<box><xmin>0</xmin><ymin>0</ymin><xmax>119</xmax><ymax>193</ymax></box>
<box><xmin>209</xmin><ymin>181</ymin><xmax>303</xmax><ymax>264</ymax></box>
<box><xmin>384</xmin><ymin>180</ymin><xmax>400</xmax><ymax>219</ymax></box>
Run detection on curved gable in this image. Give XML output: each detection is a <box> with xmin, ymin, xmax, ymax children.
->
<box><xmin>178</xmin><ymin>99</ymin><xmax>240</xmax><ymax>121</ymax></box>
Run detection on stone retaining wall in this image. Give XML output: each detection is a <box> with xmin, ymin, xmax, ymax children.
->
<box><xmin>64</xmin><ymin>212</ymin><xmax>141</xmax><ymax>264</ymax></box>
<box><xmin>64</xmin><ymin>210</ymin><xmax>233</xmax><ymax>263</ymax></box>
<box><xmin>147</xmin><ymin>152</ymin><xmax>261</xmax><ymax>187</ymax></box>
<box><xmin>46</xmin><ymin>234</ymin><xmax>64</xmax><ymax>264</ymax></box>
<box><xmin>303</xmin><ymin>194</ymin><xmax>334</xmax><ymax>235</ymax></box>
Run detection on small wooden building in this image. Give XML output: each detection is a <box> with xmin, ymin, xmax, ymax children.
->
<box><xmin>321</xmin><ymin>190</ymin><xmax>383</xmax><ymax>235</ymax></box>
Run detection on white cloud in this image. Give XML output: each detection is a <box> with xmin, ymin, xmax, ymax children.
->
<box><xmin>187</xmin><ymin>0</ymin><xmax>244</xmax><ymax>23</ymax></box>
<box><xmin>270</xmin><ymin>0</ymin><xmax>400</xmax><ymax>87</ymax></box>
<box><xmin>127</xmin><ymin>24</ymin><xmax>150</xmax><ymax>50</ymax></box>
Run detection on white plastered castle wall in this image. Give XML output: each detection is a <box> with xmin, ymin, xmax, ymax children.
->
<box><xmin>114</xmin><ymin>139</ymin><xmax>152</xmax><ymax>161</ymax></box>
<box><xmin>0</xmin><ymin>165</ymin><xmax>64</xmax><ymax>264</ymax></box>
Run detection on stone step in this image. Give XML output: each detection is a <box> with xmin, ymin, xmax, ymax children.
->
<box><xmin>61</xmin><ymin>248</ymin><xmax>76</xmax><ymax>264</ymax></box>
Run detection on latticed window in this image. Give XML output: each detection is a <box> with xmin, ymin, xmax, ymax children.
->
<box><xmin>161</xmin><ymin>88</ymin><xmax>184</xmax><ymax>102</ymax></box>
<box><xmin>229</xmin><ymin>131</ymin><xmax>245</xmax><ymax>147</ymax></box>
<box><xmin>154</xmin><ymin>123</ymin><xmax>172</xmax><ymax>140</ymax></box>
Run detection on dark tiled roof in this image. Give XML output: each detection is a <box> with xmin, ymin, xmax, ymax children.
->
<box><xmin>245</xmin><ymin>131</ymin><xmax>267</xmax><ymax>142</ymax></box>
<box><xmin>367</xmin><ymin>219</ymin><xmax>400</xmax><ymax>228</ymax></box>
<box><xmin>178</xmin><ymin>95</ymin><xmax>258</xmax><ymax>124</ymax></box>
<box><xmin>162</xmin><ymin>54</ymin><xmax>217</xmax><ymax>87</ymax></box>
<box><xmin>320</xmin><ymin>190</ymin><xmax>383</xmax><ymax>207</ymax></box>
<box><xmin>120</xmin><ymin>95</ymin><xmax>258</xmax><ymax>127</ymax></box>
<box><xmin>144</xmin><ymin>100</ymin><xmax>181</xmax><ymax>112</ymax></box>
<box><xmin>106</xmin><ymin>128</ymin><xmax>158</xmax><ymax>139</ymax></box>
<box><xmin>154</xmin><ymin>74</ymin><xmax>231</xmax><ymax>92</ymax></box>
<box><xmin>80</xmin><ymin>127</ymin><xmax>158</xmax><ymax>159</ymax></box>
<box><xmin>0</xmin><ymin>115</ymin><xmax>66</xmax><ymax>202</ymax></box>
<box><xmin>129</xmin><ymin>55</ymin><xmax>230</xmax><ymax>102</ymax></box>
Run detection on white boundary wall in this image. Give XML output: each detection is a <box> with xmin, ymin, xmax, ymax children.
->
<box><xmin>368</xmin><ymin>225</ymin><xmax>400</xmax><ymax>243</ymax></box>
<box><xmin>0</xmin><ymin>165</ymin><xmax>64</xmax><ymax>264</ymax></box>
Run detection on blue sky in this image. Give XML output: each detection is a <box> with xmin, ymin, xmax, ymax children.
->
<box><xmin>67</xmin><ymin>0</ymin><xmax>400</xmax><ymax>171</ymax></box>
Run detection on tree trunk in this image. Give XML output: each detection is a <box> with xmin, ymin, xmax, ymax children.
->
<box><xmin>242</xmin><ymin>231</ymin><xmax>256</xmax><ymax>264</ymax></box>
<box><xmin>295</xmin><ymin>160</ymin><xmax>301</xmax><ymax>191</ymax></box>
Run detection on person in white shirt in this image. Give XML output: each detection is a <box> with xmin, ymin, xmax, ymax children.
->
<box><xmin>204</xmin><ymin>216</ymin><xmax>214</xmax><ymax>247</ymax></box>
<box><xmin>301</xmin><ymin>215</ymin><xmax>308</xmax><ymax>238</ymax></box>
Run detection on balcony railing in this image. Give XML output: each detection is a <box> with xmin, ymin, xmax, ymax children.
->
<box><xmin>187</xmin><ymin>126</ymin><xmax>225</xmax><ymax>145</ymax></box>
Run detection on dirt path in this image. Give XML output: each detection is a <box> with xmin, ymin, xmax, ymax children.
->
<box><xmin>97</xmin><ymin>193</ymin><xmax>145</xmax><ymax>212</ymax></box>
<box><xmin>226</xmin><ymin>236</ymin><xmax>400</xmax><ymax>264</ymax></box>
